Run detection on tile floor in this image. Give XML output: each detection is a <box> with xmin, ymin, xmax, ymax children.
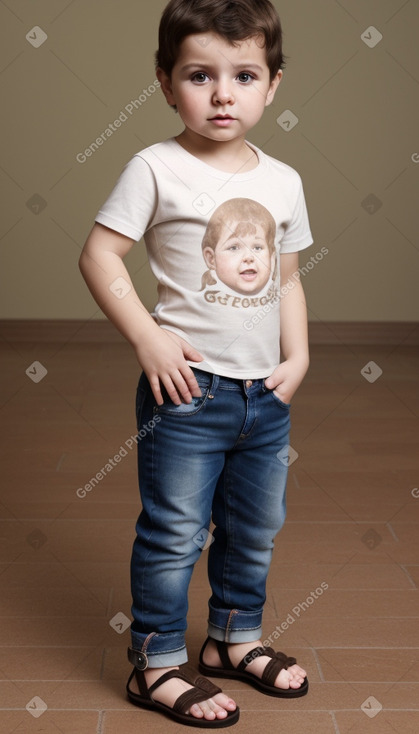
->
<box><xmin>1</xmin><ymin>333</ymin><xmax>418</xmax><ymax>733</ymax></box>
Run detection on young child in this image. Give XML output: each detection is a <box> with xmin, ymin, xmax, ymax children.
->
<box><xmin>200</xmin><ymin>198</ymin><xmax>277</xmax><ymax>295</ymax></box>
<box><xmin>79</xmin><ymin>0</ymin><xmax>312</xmax><ymax>726</ymax></box>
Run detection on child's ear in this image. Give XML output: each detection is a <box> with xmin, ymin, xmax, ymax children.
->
<box><xmin>265</xmin><ymin>70</ymin><xmax>283</xmax><ymax>107</ymax></box>
<box><xmin>202</xmin><ymin>247</ymin><xmax>216</xmax><ymax>269</ymax></box>
<box><xmin>156</xmin><ymin>67</ymin><xmax>176</xmax><ymax>107</ymax></box>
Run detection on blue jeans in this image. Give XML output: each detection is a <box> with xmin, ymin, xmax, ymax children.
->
<box><xmin>130</xmin><ymin>368</ymin><xmax>291</xmax><ymax>667</ymax></box>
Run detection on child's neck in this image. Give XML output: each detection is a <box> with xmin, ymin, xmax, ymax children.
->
<box><xmin>174</xmin><ymin>131</ymin><xmax>259</xmax><ymax>173</ymax></box>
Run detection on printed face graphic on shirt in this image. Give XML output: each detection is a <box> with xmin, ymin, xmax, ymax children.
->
<box><xmin>201</xmin><ymin>198</ymin><xmax>277</xmax><ymax>297</ymax></box>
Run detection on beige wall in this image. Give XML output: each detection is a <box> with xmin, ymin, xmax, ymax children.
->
<box><xmin>1</xmin><ymin>0</ymin><xmax>418</xmax><ymax>321</ymax></box>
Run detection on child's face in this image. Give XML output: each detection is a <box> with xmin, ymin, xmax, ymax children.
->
<box><xmin>203</xmin><ymin>221</ymin><xmax>275</xmax><ymax>295</ymax></box>
<box><xmin>157</xmin><ymin>33</ymin><xmax>282</xmax><ymax>146</ymax></box>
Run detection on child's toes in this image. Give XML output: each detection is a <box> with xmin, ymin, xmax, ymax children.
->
<box><xmin>275</xmin><ymin>668</ymin><xmax>293</xmax><ymax>689</ymax></box>
<box><xmin>213</xmin><ymin>692</ymin><xmax>237</xmax><ymax>711</ymax></box>
<box><xmin>208</xmin><ymin>694</ymin><xmax>233</xmax><ymax>718</ymax></box>
<box><xmin>196</xmin><ymin>700</ymin><xmax>218</xmax><ymax>720</ymax></box>
<box><xmin>189</xmin><ymin>703</ymin><xmax>204</xmax><ymax>718</ymax></box>
<box><xmin>189</xmin><ymin>694</ymin><xmax>235</xmax><ymax>721</ymax></box>
<box><xmin>288</xmin><ymin>663</ymin><xmax>307</xmax><ymax>679</ymax></box>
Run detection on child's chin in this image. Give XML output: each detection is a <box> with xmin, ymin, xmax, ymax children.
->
<box><xmin>235</xmin><ymin>284</ymin><xmax>263</xmax><ymax>296</ymax></box>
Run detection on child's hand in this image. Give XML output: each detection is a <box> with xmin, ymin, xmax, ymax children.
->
<box><xmin>134</xmin><ymin>327</ymin><xmax>204</xmax><ymax>406</ymax></box>
<box><xmin>264</xmin><ymin>357</ymin><xmax>309</xmax><ymax>404</ymax></box>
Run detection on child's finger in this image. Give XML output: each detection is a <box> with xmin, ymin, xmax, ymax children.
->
<box><xmin>182</xmin><ymin>344</ymin><xmax>204</xmax><ymax>363</ymax></box>
<box><xmin>162</xmin><ymin>371</ymin><xmax>196</xmax><ymax>405</ymax></box>
<box><xmin>182</xmin><ymin>368</ymin><xmax>202</xmax><ymax>398</ymax></box>
<box><xmin>148</xmin><ymin>374</ymin><xmax>165</xmax><ymax>406</ymax></box>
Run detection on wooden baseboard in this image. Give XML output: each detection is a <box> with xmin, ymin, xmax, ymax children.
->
<box><xmin>307</xmin><ymin>321</ymin><xmax>419</xmax><ymax>345</ymax></box>
<box><xmin>0</xmin><ymin>319</ymin><xmax>418</xmax><ymax>345</ymax></box>
<box><xmin>0</xmin><ymin>319</ymin><xmax>125</xmax><ymax>343</ymax></box>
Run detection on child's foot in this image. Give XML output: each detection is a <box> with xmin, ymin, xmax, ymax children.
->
<box><xmin>128</xmin><ymin>665</ymin><xmax>238</xmax><ymax>721</ymax></box>
<box><xmin>201</xmin><ymin>639</ymin><xmax>307</xmax><ymax>691</ymax></box>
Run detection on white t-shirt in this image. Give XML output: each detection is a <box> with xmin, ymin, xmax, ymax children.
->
<box><xmin>96</xmin><ymin>138</ymin><xmax>313</xmax><ymax>378</ymax></box>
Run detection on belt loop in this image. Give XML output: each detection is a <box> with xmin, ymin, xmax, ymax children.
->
<box><xmin>209</xmin><ymin>372</ymin><xmax>219</xmax><ymax>398</ymax></box>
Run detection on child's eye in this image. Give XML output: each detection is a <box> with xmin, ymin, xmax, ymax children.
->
<box><xmin>237</xmin><ymin>72</ymin><xmax>254</xmax><ymax>84</ymax></box>
<box><xmin>191</xmin><ymin>72</ymin><xmax>209</xmax><ymax>83</ymax></box>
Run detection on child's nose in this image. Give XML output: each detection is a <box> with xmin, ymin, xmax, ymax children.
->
<box><xmin>212</xmin><ymin>78</ymin><xmax>234</xmax><ymax>105</ymax></box>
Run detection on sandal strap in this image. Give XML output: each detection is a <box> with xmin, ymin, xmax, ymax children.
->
<box><xmin>213</xmin><ymin>638</ymin><xmax>235</xmax><ymax>670</ymax></box>
<box><xmin>147</xmin><ymin>668</ymin><xmax>191</xmax><ymax>696</ymax></box>
<box><xmin>131</xmin><ymin>667</ymin><xmax>187</xmax><ymax>701</ymax></box>
<box><xmin>237</xmin><ymin>646</ymin><xmax>266</xmax><ymax>672</ymax></box>
<box><xmin>238</xmin><ymin>645</ymin><xmax>297</xmax><ymax>686</ymax></box>
<box><xmin>262</xmin><ymin>649</ymin><xmax>297</xmax><ymax>686</ymax></box>
<box><xmin>173</xmin><ymin>676</ymin><xmax>223</xmax><ymax>715</ymax></box>
<box><xmin>131</xmin><ymin>667</ymin><xmax>149</xmax><ymax>699</ymax></box>
<box><xmin>143</xmin><ymin>668</ymin><xmax>223</xmax><ymax>714</ymax></box>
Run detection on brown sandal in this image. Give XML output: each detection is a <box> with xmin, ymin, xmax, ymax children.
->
<box><xmin>199</xmin><ymin>637</ymin><xmax>308</xmax><ymax>698</ymax></box>
<box><xmin>126</xmin><ymin>648</ymin><xmax>240</xmax><ymax>727</ymax></box>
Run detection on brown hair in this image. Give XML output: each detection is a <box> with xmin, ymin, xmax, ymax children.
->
<box><xmin>155</xmin><ymin>0</ymin><xmax>285</xmax><ymax>81</ymax></box>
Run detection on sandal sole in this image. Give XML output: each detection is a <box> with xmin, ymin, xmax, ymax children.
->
<box><xmin>127</xmin><ymin>689</ymin><xmax>240</xmax><ymax>727</ymax></box>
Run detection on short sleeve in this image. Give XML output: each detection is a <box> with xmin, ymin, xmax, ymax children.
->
<box><xmin>280</xmin><ymin>176</ymin><xmax>313</xmax><ymax>253</ymax></box>
<box><xmin>95</xmin><ymin>154</ymin><xmax>158</xmax><ymax>241</ymax></box>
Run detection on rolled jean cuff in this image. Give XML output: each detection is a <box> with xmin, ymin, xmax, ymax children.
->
<box><xmin>207</xmin><ymin>604</ymin><xmax>263</xmax><ymax>642</ymax></box>
<box><xmin>130</xmin><ymin>630</ymin><xmax>188</xmax><ymax>668</ymax></box>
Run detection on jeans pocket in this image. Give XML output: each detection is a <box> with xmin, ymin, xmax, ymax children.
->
<box><xmin>154</xmin><ymin>369</ymin><xmax>213</xmax><ymax>417</ymax></box>
<box><xmin>269</xmin><ymin>389</ymin><xmax>291</xmax><ymax>410</ymax></box>
<box><xmin>155</xmin><ymin>389</ymin><xmax>210</xmax><ymax>417</ymax></box>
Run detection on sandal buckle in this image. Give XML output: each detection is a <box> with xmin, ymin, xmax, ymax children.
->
<box><xmin>127</xmin><ymin>646</ymin><xmax>148</xmax><ymax>670</ymax></box>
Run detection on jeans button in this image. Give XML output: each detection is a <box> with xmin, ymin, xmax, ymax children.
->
<box><xmin>245</xmin><ymin>380</ymin><xmax>253</xmax><ymax>388</ymax></box>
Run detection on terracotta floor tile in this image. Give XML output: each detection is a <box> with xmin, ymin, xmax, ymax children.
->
<box><xmin>289</xmin><ymin>681</ymin><xmax>419</xmax><ymax>712</ymax></box>
<box><xmin>390</xmin><ymin>523</ymin><xmax>419</xmax><ymax>542</ymax></box>
<box><xmin>266</xmin><ymin>562</ymin><xmax>411</xmax><ymax>589</ymax></box>
<box><xmin>0</xmin><ymin>559</ymin><xmax>129</xmax><ymax>593</ymax></box>
<box><xmin>316</xmin><ymin>648</ymin><xmax>419</xmax><ymax>682</ymax></box>
<box><xmin>337</xmin><ymin>711</ymin><xmax>419</xmax><ymax>734</ymax></box>
<box><xmin>0</xmin><ymin>646</ymin><xmax>104</xmax><ymax>680</ymax></box>
<box><xmin>1</xmin><ymin>519</ymin><xmax>133</xmax><ymax>564</ymax></box>
<box><xmin>276</xmin><ymin>520</ymin><xmax>395</xmax><ymax>546</ymax></box>
<box><xmin>0</xmin><ymin>616</ymin><xmax>124</xmax><ymax>647</ymax></box>
<box><xmin>403</xmin><ymin>565</ymin><xmax>419</xmax><ymax>588</ymax></box>
<box><xmin>260</xmin><ymin>618</ymin><xmax>419</xmax><ymax>648</ymax></box>
<box><xmin>1</xmin><ymin>679</ymin><xmax>127</xmax><ymax>711</ymax></box>
<box><xmin>103</xmin><ymin>708</ymin><xmax>338</xmax><ymax>733</ymax></box>
<box><xmin>59</xmin><ymin>502</ymin><xmax>140</xmax><ymax>520</ymax></box>
<box><xmin>297</xmin><ymin>469</ymin><xmax>418</xmax><ymax>500</ymax></box>
<box><xmin>269</xmin><ymin>540</ymin><xmax>358</xmax><ymax>565</ymax></box>
<box><xmin>1</xmin><ymin>586</ymin><xmax>109</xmax><ymax>616</ymax></box>
<box><xmin>0</xmin><ymin>711</ymin><xmax>101</xmax><ymax>734</ymax></box>
<box><xmin>385</xmin><ymin>543</ymin><xmax>419</xmax><ymax>565</ymax></box>
<box><xmin>270</xmin><ymin>588</ymin><xmax>419</xmax><ymax>619</ymax></box>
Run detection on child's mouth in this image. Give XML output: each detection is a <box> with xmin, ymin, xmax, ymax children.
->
<box><xmin>240</xmin><ymin>269</ymin><xmax>257</xmax><ymax>280</ymax></box>
<box><xmin>210</xmin><ymin>115</ymin><xmax>235</xmax><ymax>126</ymax></box>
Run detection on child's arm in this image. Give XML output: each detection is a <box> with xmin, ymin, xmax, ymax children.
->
<box><xmin>264</xmin><ymin>252</ymin><xmax>309</xmax><ymax>403</ymax></box>
<box><xmin>79</xmin><ymin>223</ymin><xmax>204</xmax><ymax>405</ymax></box>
